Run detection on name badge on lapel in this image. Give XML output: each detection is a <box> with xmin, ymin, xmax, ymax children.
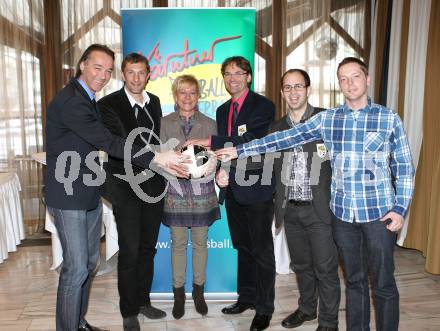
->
<box><xmin>238</xmin><ymin>124</ymin><xmax>247</xmax><ymax>136</ymax></box>
<box><xmin>316</xmin><ymin>143</ymin><xmax>327</xmax><ymax>158</ymax></box>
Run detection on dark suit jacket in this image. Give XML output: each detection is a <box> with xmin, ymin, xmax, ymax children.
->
<box><xmin>211</xmin><ymin>90</ymin><xmax>275</xmax><ymax>205</ymax></box>
<box><xmin>270</xmin><ymin>105</ymin><xmax>332</xmax><ymax>229</ymax></box>
<box><xmin>98</xmin><ymin>88</ymin><xmax>165</xmax><ymax>203</ymax></box>
<box><xmin>45</xmin><ymin>79</ymin><xmax>154</xmax><ymax>210</ymax></box>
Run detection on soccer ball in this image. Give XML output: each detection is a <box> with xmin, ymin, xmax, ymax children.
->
<box><xmin>181</xmin><ymin>144</ymin><xmax>212</xmax><ymax>179</ymax></box>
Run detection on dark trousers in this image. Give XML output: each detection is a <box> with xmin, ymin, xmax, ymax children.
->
<box><xmin>112</xmin><ymin>193</ymin><xmax>163</xmax><ymax>318</ymax></box>
<box><xmin>332</xmin><ymin>217</ymin><xmax>399</xmax><ymax>331</ymax></box>
<box><xmin>225</xmin><ymin>190</ymin><xmax>275</xmax><ymax>316</ymax></box>
<box><xmin>284</xmin><ymin>203</ymin><xmax>340</xmax><ymax>328</ymax></box>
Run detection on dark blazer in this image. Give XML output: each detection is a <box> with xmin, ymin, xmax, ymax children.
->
<box><xmin>211</xmin><ymin>90</ymin><xmax>275</xmax><ymax>205</ymax></box>
<box><xmin>98</xmin><ymin>88</ymin><xmax>165</xmax><ymax>203</ymax></box>
<box><xmin>45</xmin><ymin>79</ymin><xmax>154</xmax><ymax>210</ymax></box>
<box><xmin>270</xmin><ymin>105</ymin><xmax>332</xmax><ymax>229</ymax></box>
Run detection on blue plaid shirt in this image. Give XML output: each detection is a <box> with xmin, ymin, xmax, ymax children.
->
<box><xmin>237</xmin><ymin>98</ymin><xmax>414</xmax><ymax>223</ymax></box>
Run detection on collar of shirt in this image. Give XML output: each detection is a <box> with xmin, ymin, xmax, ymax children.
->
<box><xmin>77</xmin><ymin>79</ymin><xmax>95</xmax><ymax>101</ymax></box>
<box><xmin>342</xmin><ymin>96</ymin><xmax>372</xmax><ymax>115</ymax></box>
<box><xmin>230</xmin><ymin>88</ymin><xmax>249</xmax><ymax>113</ymax></box>
<box><xmin>179</xmin><ymin>114</ymin><xmax>195</xmax><ymax>123</ymax></box>
<box><xmin>286</xmin><ymin>103</ymin><xmax>314</xmax><ymax>127</ymax></box>
<box><xmin>124</xmin><ymin>87</ymin><xmax>150</xmax><ymax>109</ymax></box>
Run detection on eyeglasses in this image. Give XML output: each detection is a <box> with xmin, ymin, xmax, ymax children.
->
<box><xmin>223</xmin><ymin>72</ymin><xmax>248</xmax><ymax>78</ymax></box>
<box><xmin>282</xmin><ymin>84</ymin><xmax>307</xmax><ymax>92</ymax></box>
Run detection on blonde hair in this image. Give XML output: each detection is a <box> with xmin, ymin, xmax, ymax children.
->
<box><xmin>171</xmin><ymin>74</ymin><xmax>201</xmax><ymax>100</ymax></box>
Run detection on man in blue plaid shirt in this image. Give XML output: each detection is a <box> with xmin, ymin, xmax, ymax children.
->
<box><xmin>216</xmin><ymin>57</ymin><xmax>414</xmax><ymax>331</ymax></box>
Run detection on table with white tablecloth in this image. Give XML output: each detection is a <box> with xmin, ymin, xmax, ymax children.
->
<box><xmin>0</xmin><ymin>172</ymin><xmax>25</xmax><ymax>264</ymax></box>
<box><xmin>273</xmin><ymin>223</ymin><xmax>292</xmax><ymax>274</ymax></box>
<box><xmin>45</xmin><ymin>198</ymin><xmax>119</xmax><ymax>271</ymax></box>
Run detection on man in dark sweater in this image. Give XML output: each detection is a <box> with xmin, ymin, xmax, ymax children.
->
<box><xmin>271</xmin><ymin>69</ymin><xmax>340</xmax><ymax>331</ymax></box>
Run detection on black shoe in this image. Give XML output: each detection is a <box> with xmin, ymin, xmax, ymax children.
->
<box><xmin>221</xmin><ymin>301</ymin><xmax>255</xmax><ymax>314</ymax></box>
<box><xmin>122</xmin><ymin>316</ymin><xmax>140</xmax><ymax>331</ymax></box>
<box><xmin>250</xmin><ymin>313</ymin><xmax>271</xmax><ymax>331</ymax></box>
<box><xmin>316</xmin><ymin>326</ymin><xmax>338</xmax><ymax>331</ymax></box>
<box><xmin>172</xmin><ymin>286</ymin><xmax>186</xmax><ymax>319</ymax></box>
<box><xmin>192</xmin><ymin>283</ymin><xmax>208</xmax><ymax>315</ymax></box>
<box><xmin>78</xmin><ymin>322</ymin><xmax>109</xmax><ymax>331</ymax></box>
<box><xmin>139</xmin><ymin>304</ymin><xmax>167</xmax><ymax>319</ymax></box>
<box><xmin>281</xmin><ymin>309</ymin><xmax>317</xmax><ymax>328</ymax></box>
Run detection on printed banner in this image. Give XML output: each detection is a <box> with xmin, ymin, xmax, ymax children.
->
<box><xmin>121</xmin><ymin>8</ymin><xmax>256</xmax><ymax>297</ymax></box>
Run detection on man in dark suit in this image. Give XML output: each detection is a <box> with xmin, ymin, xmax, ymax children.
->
<box><xmin>269</xmin><ymin>69</ymin><xmax>340</xmax><ymax>331</ymax></box>
<box><xmin>45</xmin><ymin>44</ymin><xmax>187</xmax><ymax>331</ymax></box>
<box><xmin>188</xmin><ymin>56</ymin><xmax>275</xmax><ymax>331</ymax></box>
<box><xmin>98</xmin><ymin>53</ymin><xmax>166</xmax><ymax>331</ymax></box>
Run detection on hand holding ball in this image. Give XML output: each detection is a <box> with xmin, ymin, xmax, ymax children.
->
<box><xmin>180</xmin><ymin>145</ymin><xmax>216</xmax><ymax>179</ymax></box>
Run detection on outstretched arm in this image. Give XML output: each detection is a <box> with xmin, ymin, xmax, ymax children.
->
<box><xmin>216</xmin><ymin>112</ymin><xmax>324</xmax><ymax>161</ymax></box>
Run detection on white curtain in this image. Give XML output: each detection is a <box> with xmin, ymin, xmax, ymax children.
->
<box><xmin>397</xmin><ymin>0</ymin><xmax>431</xmax><ymax>245</ymax></box>
<box><xmin>368</xmin><ymin>0</ymin><xmax>378</xmax><ymax>100</ymax></box>
<box><xmin>402</xmin><ymin>0</ymin><xmax>431</xmax><ymax>171</ymax></box>
<box><xmin>385</xmin><ymin>0</ymin><xmax>403</xmax><ymax>112</ymax></box>
<box><xmin>0</xmin><ymin>0</ymin><xmax>45</xmax><ymax>229</ymax></box>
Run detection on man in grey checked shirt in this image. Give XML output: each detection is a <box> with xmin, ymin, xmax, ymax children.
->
<box><xmin>270</xmin><ymin>69</ymin><xmax>340</xmax><ymax>331</ymax></box>
<box><xmin>216</xmin><ymin>57</ymin><xmax>415</xmax><ymax>331</ymax></box>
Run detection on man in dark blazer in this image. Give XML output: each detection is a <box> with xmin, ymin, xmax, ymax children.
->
<box><xmin>188</xmin><ymin>56</ymin><xmax>275</xmax><ymax>331</ymax></box>
<box><xmin>98</xmin><ymin>53</ymin><xmax>166</xmax><ymax>331</ymax></box>
<box><xmin>272</xmin><ymin>69</ymin><xmax>340</xmax><ymax>331</ymax></box>
<box><xmin>45</xmin><ymin>44</ymin><xmax>187</xmax><ymax>331</ymax></box>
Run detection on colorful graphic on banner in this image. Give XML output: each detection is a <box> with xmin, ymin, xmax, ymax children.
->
<box><xmin>121</xmin><ymin>8</ymin><xmax>256</xmax><ymax>296</ymax></box>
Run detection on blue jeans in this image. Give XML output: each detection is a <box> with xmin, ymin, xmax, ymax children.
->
<box><xmin>48</xmin><ymin>204</ymin><xmax>102</xmax><ymax>331</ymax></box>
<box><xmin>332</xmin><ymin>217</ymin><xmax>399</xmax><ymax>331</ymax></box>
